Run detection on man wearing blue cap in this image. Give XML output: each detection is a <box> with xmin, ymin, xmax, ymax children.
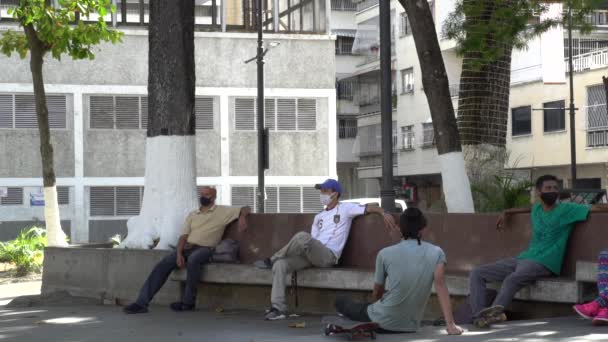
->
<box><xmin>254</xmin><ymin>178</ymin><xmax>397</xmax><ymax>320</ymax></box>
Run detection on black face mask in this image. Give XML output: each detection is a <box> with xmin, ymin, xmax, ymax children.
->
<box><xmin>200</xmin><ymin>196</ymin><xmax>212</xmax><ymax>207</ymax></box>
<box><xmin>540</xmin><ymin>192</ymin><xmax>559</xmax><ymax>206</ymax></box>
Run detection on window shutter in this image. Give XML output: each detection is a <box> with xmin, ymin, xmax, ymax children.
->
<box><xmin>140</xmin><ymin>96</ymin><xmax>148</xmax><ymax>130</ymax></box>
<box><xmin>57</xmin><ymin>186</ymin><xmax>70</xmax><ymax>205</ymax></box>
<box><xmin>116</xmin><ymin>186</ymin><xmax>142</xmax><ymax>216</ymax></box>
<box><xmin>14</xmin><ymin>94</ymin><xmax>37</xmax><ymax>128</ymax></box>
<box><xmin>302</xmin><ymin>187</ymin><xmax>322</xmax><ymax>213</ymax></box>
<box><xmin>264</xmin><ymin>187</ymin><xmax>279</xmax><ymax>213</ymax></box>
<box><xmin>235</xmin><ymin>98</ymin><xmax>255</xmax><ymax>130</ymax></box>
<box><xmin>231</xmin><ymin>186</ymin><xmax>255</xmax><ymax>211</ymax></box>
<box><xmin>277</xmin><ymin>99</ymin><xmax>296</xmax><ymax>131</ymax></box>
<box><xmin>195</xmin><ymin>97</ymin><xmax>214</xmax><ymax>130</ymax></box>
<box><xmin>47</xmin><ymin>95</ymin><xmax>67</xmax><ymax>129</ymax></box>
<box><xmin>279</xmin><ymin>187</ymin><xmax>301</xmax><ymax>213</ymax></box>
<box><xmin>0</xmin><ymin>94</ymin><xmax>13</xmax><ymax>128</ymax></box>
<box><xmin>115</xmin><ymin>96</ymin><xmax>140</xmax><ymax>129</ymax></box>
<box><xmin>297</xmin><ymin>99</ymin><xmax>316</xmax><ymax>130</ymax></box>
<box><xmin>1</xmin><ymin>187</ymin><xmax>23</xmax><ymax>205</ymax></box>
<box><xmin>90</xmin><ymin>96</ymin><xmax>114</xmax><ymax>129</ymax></box>
<box><xmin>264</xmin><ymin>98</ymin><xmax>276</xmax><ymax>130</ymax></box>
<box><xmin>90</xmin><ymin>187</ymin><xmax>115</xmax><ymax>216</ymax></box>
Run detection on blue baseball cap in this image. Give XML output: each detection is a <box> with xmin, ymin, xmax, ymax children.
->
<box><xmin>314</xmin><ymin>179</ymin><xmax>342</xmax><ymax>194</ymax></box>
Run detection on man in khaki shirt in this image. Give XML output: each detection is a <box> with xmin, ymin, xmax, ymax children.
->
<box><xmin>124</xmin><ymin>187</ymin><xmax>250</xmax><ymax>314</ymax></box>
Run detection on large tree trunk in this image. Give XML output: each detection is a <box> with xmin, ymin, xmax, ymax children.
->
<box><xmin>121</xmin><ymin>0</ymin><xmax>197</xmax><ymax>249</ymax></box>
<box><xmin>456</xmin><ymin>1</ymin><xmax>512</xmax><ymax>186</ymax></box>
<box><xmin>398</xmin><ymin>0</ymin><xmax>474</xmax><ymax>213</ymax></box>
<box><xmin>24</xmin><ymin>25</ymin><xmax>68</xmax><ymax>247</ymax></box>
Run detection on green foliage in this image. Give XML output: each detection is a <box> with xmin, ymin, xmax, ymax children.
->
<box><xmin>110</xmin><ymin>234</ymin><xmax>122</xmax><ymax>247</ymax></box>
<box><xmin>443</xmin><ymin>0</ymin><xmax>604</xmax><ymax>64</ymax></box>
<box><xmin>0</xmin><ymin>227</ymin><xmax>47</xmax><ymax>276</ymax></box>
<box><xmin>0</xmin><ymin>0</ymin><xmax>123</xmax><ymax>60</ymax></box>
<box><xmin>472</xmin><ymin>174</ymin><xmax>533</xmax><ymax>212</ymax></box>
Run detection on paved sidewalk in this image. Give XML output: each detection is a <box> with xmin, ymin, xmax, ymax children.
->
<box><xmin>1</xmin><ymin>300</ymin><xmax>608</xmax><ymax>342</ymax></box>
<box><xmin>0</xmin><ymin>281</ymin><xmax>41</xmax><ymax>305</ymax></box>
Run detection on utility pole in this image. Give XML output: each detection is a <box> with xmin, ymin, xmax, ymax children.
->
<box><xmin>256</xmin><ymin>0</ymin><xmax>266</xmax><ymax>213</ymax></box>
<box><xmin>379</xmin><ymin>0</ymin><xmax>396</xmax><ymax>212</ymax></box>
<box><xmin>567</xmin><ymin>1</ymin><xmax>577</xmax><ymax>188</ymax></box>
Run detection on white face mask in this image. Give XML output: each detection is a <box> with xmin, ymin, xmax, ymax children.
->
<box><xmin>320</xmin><ymin>193</ymin><xmax>336</xmax><ymax>206</ymax></box>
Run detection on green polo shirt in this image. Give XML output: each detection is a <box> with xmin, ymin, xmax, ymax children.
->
<box><xmin>517</xmin><ymin>202</ymin><xmax>590</xmax><ymax>275</ymax></box>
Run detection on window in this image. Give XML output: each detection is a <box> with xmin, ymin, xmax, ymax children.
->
<box><xmin>399</xmin><ymin>12</ymin><xmax>411</xmax><ymax>36</ymax></box>
<box><xmin>89</xmin><ymin>95</ymin><xmax>214</xmax><ymax>130</ymax></box>
<box><xmin>57</xmin><ymin>186</ymin><xmax>70</xmax><ymax>205</ymax></box>
<box><xmin>338</xmin><ymin>118</ymin><xmax>357</xmax><ymax>139</ymax></box>
<box><xmin>230</xmin><ymin>186</ymin><xmax>322</xmax><ymax>213</ymax></box>
<box><xmin>234</xmin><ymin>98</ymin><xmax>317</xmax><ymax>131</ymax></box>
<box><xmin>337</xmin><ymin>79</ymin><xmax>356</xmax><ymax>100</ymax></box>
<box><xmin>90</xmin><ymin>186</ymin><xmax>144</xmax><ymax>217</ymax></box>
<box><xmin>401</xmin><ymin>125</ymin><xmax>415</xmax><ymax>150</ymax></box>
<box><xmin>512</xmin><ymin>106</ymin><xmax>532</xmax><ymax>136</ymax></box>
<box><xmin>586</xmin><ymin>84</ymin><xmax>608</xmax><ymax>147</ymax></box>
<box><xmin>401</xmin><ymin>68</ymin><xmax>414</xmax><ymax>94</ymax></box>
<box><xmin>0</xmin><ymin>187</ymin><xmax>23</xmax><ymax>205</ymax></box>
<box><xmin>0</xmin><ymin>93</ymin><xmax>67</xmax><ymax>129</ymax></box>
<box><xmin>543</xmin><ymin>100</ymin><xmax>565</xmax><ymax>132</ymax></box>
<box><xmin>422</xmin><ymin>123</ymin><xmax>435</xmax><ymax>147</ymax></box>
<box><xmin>335</xmin><ymin>36</ymin><xmax>355</xmax><ymax>55</ymax></box>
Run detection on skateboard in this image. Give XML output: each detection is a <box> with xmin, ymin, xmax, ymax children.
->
<box><xmin>322</xmin><ymin>315</ymin><xmax>379</xmax><ymax>340</ymax></box>
<box><xmin>473</xmin><ymin>305</ymin><xmax>506</xmax><ymax>328</ymax></box>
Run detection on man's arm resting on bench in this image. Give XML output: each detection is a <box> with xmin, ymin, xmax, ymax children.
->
<box><xmin>434</xmin><ymin>263</ymin><xmax>463</xmax><ymax>335</ymax></box>
<box><xmin>176</xmin><ymin>234</ymin><xmax>188</xmax><ymax>268</ymax></box>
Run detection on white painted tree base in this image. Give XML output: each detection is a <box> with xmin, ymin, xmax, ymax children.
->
<box><xmin>119</xmin><ymin>136</ymin><xmax>198</xmax><ymax>250</ymax></box>
<box><xmin>438</xmin><ymin>152</ymin><xmax>475</xmax><ymax>213</ymax></box>
<box><xmin>44</xmin><ymin>186</ymin><xmax>68</xmax><ymax>247</ymax></box>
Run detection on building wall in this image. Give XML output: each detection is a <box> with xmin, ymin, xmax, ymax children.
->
<box><xmin>507</xmin><ymin>67</ymin><xmax>608</xmax><ymax>178</ymax></box>
<box><xmin>0</xmin><ymin>29</ymin><xmax>337</xmax><ymax>243</ymax></box>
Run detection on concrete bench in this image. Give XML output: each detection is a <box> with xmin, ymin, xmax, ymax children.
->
<box><xmin>171</xmin><ymin>264</ymin><xmax>581</xmax><ymax>303</ymax></box>
<box><xmin>576</xmin><ymin>261</ymin><xmax>598</xmax><ymax>283</ymax></box>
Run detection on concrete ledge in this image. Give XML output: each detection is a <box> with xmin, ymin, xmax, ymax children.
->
<box><xmin>576</xmin><ymin>261</ymin><xmax>597</xmax><ymax>282</ymax></box>
<box><xmin>171</xmin><ymin>264</ymin><xmax>581</xmax><ymax>303</ymax></box>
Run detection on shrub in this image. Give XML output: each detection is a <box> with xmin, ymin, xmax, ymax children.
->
<box><xmin>0</xmin><ymin>227</ymin><xmax>47</xmax><ymax>276</ymax></box>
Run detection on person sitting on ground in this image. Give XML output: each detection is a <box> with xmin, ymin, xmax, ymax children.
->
<box><xmin>334</xmin><ymin>207</ymin><xmax>463</xmax><ymax>335</ymax></box>
<box><xmin>123</xmin><ymin>186</ymin><xmax>250</xmax><ymax>314</ymax></box>
<box><xmin>469</xmin><ymin>174</ymin><xmax>608</xmax><ymax>328</ymax></box>
<box><xmin>573</xmin><ymin>250</ymin><xmax>608</xmax><ymax>325</ymax></box>
<box><xmin>253</xmin><ymin>178</ymin><xmax>398</xmax><ymax>320</ymax></box>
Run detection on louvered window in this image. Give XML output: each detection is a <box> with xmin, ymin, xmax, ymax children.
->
<box><xmin>234</xmin><ymin>98</ymin><xmax>317</xmax><ymax>131</ymax></box>
<box><xmin>235</xmin><ymin>98</ymin><xmax>256</xmax><ymax>130</ymax></box>
<box><xmin>195</xmin><ymin>97</ymin><xmax>215</xmax><ymax>130</ymax></box>
<box><xmin>90</xmin><ymin>186</ymin><xmax>144</xmax><ymax>216</ymax></box>
<box><xmin>57</xmin><ymin>186</ymin><xmax>70</xmax><ymax>205</ymax></box>
<box><xmin>1</xmin><ymin>187</ymin><xmax>23</xmax><ymax>205</ymax></box>
<box><xmin>89</xmin><ymin>95</ymin><xmax>148</xmax><ymax>130</ymax></box>
<box><xmin>231</xmin><ymin>186</ymin><xmax>319</xmax><ymax>213</ymax></box>
<box><xmin>0</xmin><ymin>94</ymin><xmax>13</xmax><ymax>128</ymax></box>
<box><xmin>0</xmin><ymin>93</ymin><xmax>66</xmax><ymax>129</ymax></box>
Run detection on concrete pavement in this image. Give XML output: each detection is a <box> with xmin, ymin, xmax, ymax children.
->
<box><xmin>1</xmin><ymin>302</ymin><xmax>608</xmax><ymax>342</ymax></box>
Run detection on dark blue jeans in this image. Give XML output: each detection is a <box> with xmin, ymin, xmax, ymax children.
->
<box><xmin>135</xmin><ymin>246</ymin><xmax>213</xmax><ymax>307</ymax></box>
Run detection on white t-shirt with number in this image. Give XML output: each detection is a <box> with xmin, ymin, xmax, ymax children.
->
<box><xmin>310</xmin><ymin>202</ymin><xmax>367</xmax><ymax>260</ymax></box>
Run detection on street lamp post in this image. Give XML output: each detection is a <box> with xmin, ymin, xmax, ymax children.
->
<box><xmin>379</xmin><ymin>0</ymin><xmax>396</xmax><ymax>212</ymax></box>
<box><xmin>567</xmin><ymin>1</ymin><xmax>578</xmax><ymax>188</ymax></box>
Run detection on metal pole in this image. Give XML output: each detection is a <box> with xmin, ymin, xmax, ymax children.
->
<box><xmin>257</xmin><ymin>0</ymin><xmax>266</xmax><ymax>213</ymax></box>
<box><xmin>568</xmin><ymin>2</ymin><xmax>577</xmax><ymax>188</ymax></box>
<box><xmin>379</xmin><ymin>0</ymin><xmax>395</xmax><ymax>212</ymax></box>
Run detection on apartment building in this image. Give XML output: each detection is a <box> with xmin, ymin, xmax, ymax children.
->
<box><xmin>0</xmin><ymin>0</ymin><xmax>336</xmax><ymax>242</ymax></box>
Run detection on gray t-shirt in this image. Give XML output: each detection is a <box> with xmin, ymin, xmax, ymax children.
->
<box><xmin>367</xmin><ymin>239</ymin><xmax>446</xmax><ymax>332</ymax></box>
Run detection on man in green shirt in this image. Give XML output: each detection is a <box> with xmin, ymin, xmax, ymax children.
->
<box><xmin>469</xmin><ymin>174</ymin><xmax>594</xmax><ymax>327</ymax></box>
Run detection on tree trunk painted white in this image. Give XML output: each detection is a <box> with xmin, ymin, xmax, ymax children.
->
<box><xmin>120</xmin><ymin>136</ymin><xmax>198</xmax><ymax>249</ymax></box>
<box><xmin>438</xmin><ymin>152</ymin><xmax>475</xmax><ymax>213</ymax></box>
<box><xmin>44</xmin><ymin>186</ymin><xmax>68</xmax><ymax>246</ymax></box>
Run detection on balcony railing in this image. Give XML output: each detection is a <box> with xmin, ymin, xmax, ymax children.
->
<box><xmin>585</xmin><ymin>10</ymin><xmax>608</xmax><ymax>29</ymax></box>
<box><xmin>356</xmin><ymin>0</ymin><xmax>378</xmax><ymax>12</ymax></box>
<box><xmin>0</xmin><ymin>0</ymin><xmax>328</xmax><ymax>34</ymax></box>
<box><xmin>331</xmin><ymin>0</ymin><xmax>357</xmax><ymax>11</ymax></box>
<box><xmin>565</xmin><ymin>48</ymin><xmax>608</xmax><ymax>73</ymax></box>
